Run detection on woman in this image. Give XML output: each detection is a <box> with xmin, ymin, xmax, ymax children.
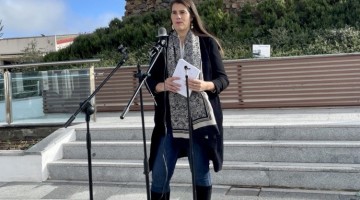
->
<box><xmin>146</xmin><ymin>0</ymin><xmax>229</xmax><ymax>199</ymax></box>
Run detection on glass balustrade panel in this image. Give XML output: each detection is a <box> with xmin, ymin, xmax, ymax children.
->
<box><xmin>10</xmin><ymin>69</ymin><xmax>91</xmax><ymax>125</ymax></box>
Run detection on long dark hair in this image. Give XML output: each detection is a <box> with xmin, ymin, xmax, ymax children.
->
<box><xmin>170</xmin><ymin>0</ymin><xmax>224</xmax><ymax>56</ymax></box>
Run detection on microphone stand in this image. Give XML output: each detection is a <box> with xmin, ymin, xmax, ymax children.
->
<box><xmin>64</xmin><ymin>45</ymin><xmax>128</xmax><ymax>200</ymax></box>
<box><xmin>120</xmin><ymin>39</ymin><xmax>166</xmax><ymax>200</ymax></box>
<box><xmin>185</xmin><ymin>66</ymin><xmax>197</xmax><ymax>200</ymax></box>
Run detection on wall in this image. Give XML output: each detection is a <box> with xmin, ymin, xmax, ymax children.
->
<box><xmin>0</xmin><ymin>34</ymin><xmax>78</xmax><ymax>65</ymax></box>
<box><xmin>0</xmin><ymin>128</ymin><xmax>76</xmax><ymax>182</ymax></box>
<box><xmin>0</xmin><ymin>36</ymin><xmax>56</xmax><ymax>55</ymax></box>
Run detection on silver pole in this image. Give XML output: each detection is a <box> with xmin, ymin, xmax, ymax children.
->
<box><xmin>89</xmin><ymin>66</ymin><xmax>96</xmax><ymax>122</ymax></box>
<box><xmin>4</xmin><ymin>70</ymin><xmax>12</xmax><ymax>124</ymax></box>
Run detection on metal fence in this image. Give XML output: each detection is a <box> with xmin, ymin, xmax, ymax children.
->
<box><xmin>93</xmin><ymin>53</ymin><xmax>360</xmax><ymax>111</ymax></box>
<box><xmin>1</xmin><ymin>53</ymin><xmax>360</xmax><ymax>126</ymax></box>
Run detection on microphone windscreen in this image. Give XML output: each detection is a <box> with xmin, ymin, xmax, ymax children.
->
<box><xmin>157</xmin><ymin>27</ymin><xmax>168</xmax><ymax>37</ymax></box>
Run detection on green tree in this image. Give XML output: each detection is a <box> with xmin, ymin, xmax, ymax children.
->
<box><xmin>18</xmin><ymin>40</ymin><xmax>44</xmax><ymax>64</ymax></box>
<box><xmin>43</xmin><ymin>0</ymin><xmax>360</xmax><ymax>66</ymax></box>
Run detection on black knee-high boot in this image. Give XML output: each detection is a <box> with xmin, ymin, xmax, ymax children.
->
<box><xmin>151</xmin><ymin>191</ymin><xmax>170</xmax><ymax>200</ymax></box>
<box><xmin>196</xmin><ymin>185</ymin><xmax>212</xmax><ymax>200</ymax></box>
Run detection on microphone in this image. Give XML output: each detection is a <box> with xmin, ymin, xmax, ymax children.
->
<box><xmin>149</xmin><ymin>27</ymin><xmax>168</xmax><ymax>58</ymax></box>
<box><xmin>156</xmin><ymin>27</ymin><xmax>168</xmax><ymax>47</ymax></box>
<box><xmin>157</xmin><ymin>27</ymin><xmax>168</xmax><ymax>39</ymax></box>
<box><xmin>184</xmin><ymin>65</ymin><xmax>190</xmax><ymax>76</ymax></box>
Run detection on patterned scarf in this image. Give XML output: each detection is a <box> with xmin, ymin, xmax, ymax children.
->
<box><xmin>167</xmin><ymin>30</ymin><xmax>217</xmax><ymax>138</ymax></box>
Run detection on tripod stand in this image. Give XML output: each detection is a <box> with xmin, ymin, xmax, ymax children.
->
<box><xmin>184</xmin><ymin>66</ymin><xmax>197</xmax><ymax>200</ymax></box>
<box><xmin>120</xmin><ymin>36</ymin><xmax>167</xmax><ymax>200</ymax></box>
<box><xmin>64</xmin><ymin>45</ymin><xmax>128</xmax><ymax>200</ymax></box>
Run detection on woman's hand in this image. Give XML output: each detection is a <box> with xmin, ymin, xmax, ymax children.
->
<box><xmin>188</xmin><ymin>79</ymin><xmax>215</xmax><ymax>92</ymax></box>
<box><xmin>156</xmin><ymin>77</ymin><xmax>215</xmax><ymax>93</ymax></box>
<box><xmin>156</xmin><ymin>77</ymin><xmax>181</xmax><ymax>93</ymax></box>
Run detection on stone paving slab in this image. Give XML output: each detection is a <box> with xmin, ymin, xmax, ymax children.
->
<box><xmin>2</xmin><ymin>107</ymin><xmax>360</xmax><ymax>128</ymax></box>
<box><xmin>69</xmin><ymin>107</ymin><xmax>360</xmax><ymax>129</ymax></box>
<box><xmin>0</xmin><ymin>181</ymin><xmax>358</xmax><ymax>200</ymax></box>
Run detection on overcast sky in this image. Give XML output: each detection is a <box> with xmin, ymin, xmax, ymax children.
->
<box><xmin>0</xmin><ymin>0</ymin><xmax>126</xmax><ymax>38</ymax></box>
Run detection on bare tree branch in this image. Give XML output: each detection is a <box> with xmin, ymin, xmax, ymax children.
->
<box><xmin>0</xmin><ymin>19</ymin><xmax>3</xmax><ymax>37</ymax></box>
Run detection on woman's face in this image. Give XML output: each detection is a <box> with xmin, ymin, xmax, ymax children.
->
<box><xmin>171</xmin><ymin>3</ymin><xmax>192</xmax><ymax>34</ymax></box>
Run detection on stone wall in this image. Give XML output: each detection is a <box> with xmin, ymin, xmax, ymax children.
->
<box><xmin>125</xmin><ymin>0</ymin><xmax>261</xmax><ymax>16</ymax></box>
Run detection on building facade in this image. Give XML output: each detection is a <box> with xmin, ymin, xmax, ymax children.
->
<box><xmin>0</xmin><ymin>34</ymin><xmax>78</xmax><ymax>65</ymax></box>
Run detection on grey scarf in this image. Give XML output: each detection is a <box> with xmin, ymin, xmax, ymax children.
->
<box><xmin>167</xmin><ymin>31</ymin><xmax>216</xmax><ymax>138</ymax></box>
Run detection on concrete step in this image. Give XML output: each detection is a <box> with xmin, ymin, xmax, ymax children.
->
<box><xmin>47</xmin><ymin>124</ymin><xmax>360</xmax><ymax>192</ymax></box>
<box><xmin>75</xmin><ymin>128</ymin><xmax>153</xmax><ymax>141</ymax></box>
<box><xmin>75</xmin><ymin>125</ymin><xmax>360</xmax><ymax>141</ymax></box>
<box><xmin>47</xmin><ymin>159</ymin><xmax>360</xmax><ymax>191</ymax></box>
<box><xmin>62</xmin><ymin>140</ymin><xmax>360</xmax><ymax>164</ymax></box>
<box><xmin>63</xmin><ymin>141</ymin><xmax>149</xmax><ymax>160</ymax></box>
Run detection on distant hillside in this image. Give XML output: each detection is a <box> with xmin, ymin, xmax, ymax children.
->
<box><xmin>125</xmin><ymin>0</ymin><xmax>261</xmax><ymax>16</ymax></box>
<box><xmin>44</xmin><ymin>0</ymin><xmax>360</xmax><ymax>67</ymax></box>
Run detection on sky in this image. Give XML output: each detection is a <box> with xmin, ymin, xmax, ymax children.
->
<box><xmin>0</xmin><ymin>0</ymin><xmax>126</xmax><ymax>38</ymax></box>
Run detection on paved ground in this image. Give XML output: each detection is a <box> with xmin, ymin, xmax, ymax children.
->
<box><xmin>0</xmin><ymin>181</ymin><xmax>359</xmax><ymax>200</ymax></box>
<box><xmin>3</xmin><ymin>106</ymin><xmax>360</xmax><ymax>127</ymax></box>
<box><xmin>71</xmin><ymin>106</ymin><xmax>360</xmax><ymax>129</ymax></box>
<box><xmin>1</xmin><ymin>106</ymin><xmax>360</xmax><ymax>199</ymax></box>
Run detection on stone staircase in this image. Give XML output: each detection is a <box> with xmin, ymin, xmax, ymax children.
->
<box><xmin>47</xmin><ymin>125</ymin><xmax>360</xmax><ymax>191</ymax></box>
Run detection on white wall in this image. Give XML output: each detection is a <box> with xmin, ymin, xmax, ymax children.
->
<box><xmin>0</xmin><ymin>36</ymin><xmax>56</xmax><ymax>55</ymax></box>
<box><xmin>0</xmin><ymin>128</ymin><xmax>76</xmax><ymax>182</ymax></box>
<box><xmin>0</xmin><ymin>152</ymin><xmax>43</xmax><ymax>182</ymax></box>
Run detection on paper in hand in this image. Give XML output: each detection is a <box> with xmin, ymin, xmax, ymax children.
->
<box><xmin>172</xmin><ymin>58</ymin><xmax>201</xmax><ymax>97</ymax></box>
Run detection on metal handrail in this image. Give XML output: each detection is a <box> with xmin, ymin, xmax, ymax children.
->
<box><xmin>0</xmin><ymin>59</ymin><xmax>101</xmax><ymax>69</ymax></box>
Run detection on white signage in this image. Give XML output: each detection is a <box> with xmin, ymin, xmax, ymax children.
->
<box><xmin>252</xmin><ymin>44</ymin><xmax>271</xmax><ymax>58</ymax></box>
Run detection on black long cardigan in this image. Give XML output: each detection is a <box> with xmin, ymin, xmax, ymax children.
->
<box><xmin>146</xmin><ymin>36</ymin><xmax>229</xmax><ymax>172</ymax></box>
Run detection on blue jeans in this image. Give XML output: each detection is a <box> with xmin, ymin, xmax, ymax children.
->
<box><xmin>151</xmin><ymin>131</ymin><xmax>211</xmax><ymax>193</ymax></box>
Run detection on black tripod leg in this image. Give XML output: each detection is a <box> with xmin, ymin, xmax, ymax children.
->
<box><xmin>82</xmin><ymin>102</ymin><xmax>95</xmax><ymax>200</ymax></box>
